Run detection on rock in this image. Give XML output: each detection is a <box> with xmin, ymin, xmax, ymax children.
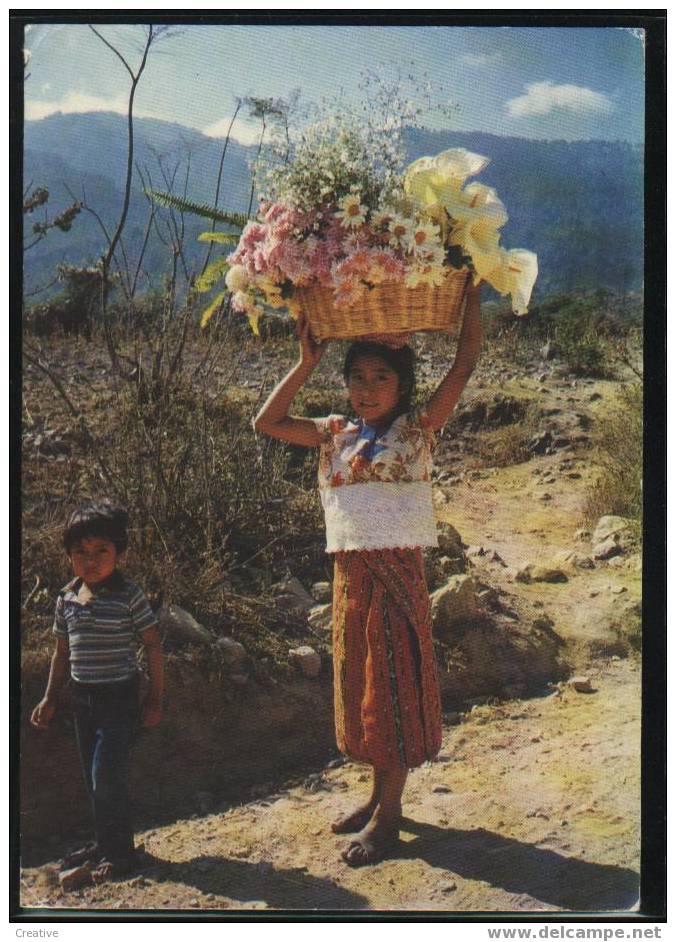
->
<box><xmin>611</xmin><ymin>585</ymin><xmax>628</xmax><ymax>595</ymax></box>
<box><xmin>527</xmin><ymin>430</ymin><xmax>553</xmax><ymax>455</ymax></box>
<box><xmin>593</xmin><ymin>538</ymin><xmax>625</xmax><ymax>561</ymax></box>
<box><xmin>272</xmin><ymin>577</ymin><xmax>316</xmax><ymax>612</ymax></box>
<box><xmin>575</xmin><ymin>529</ymin><xmax>591</xmax><ymax>541</ymax></box>
<box><xmin>441</xmin><ymin>881</ymin><xmax>458</xmax><ymax>893</ymax></box>
<box><xmin>432</xmin><ymin>784</ymin><xmax>452</xmax><ymax>794</ymax></box>
<box><xmin>215</xmin><ymin>636</ymin><xmax>248</xmax><ymax>669</ymax></box>
<box><xmin>589</xmin><ymin>392</ymin><xmax>602</xmax><ymax>401</ymax></box>
<box><xmin>430</xmin><ymin>575</ymin><xmax>483</xmax><ymax>635</ymax></box>
<box><xmin>59</xmin><ymin>865</ymin><xmax>92</xmax><ymax>892</ymax></box>
<box><xmin>516</xmin><ymin>565</ymin><xmax>568</xmax><ymax>584</ymax></box>
<box><xmin>157</xmin><ymin>605</ymin><xmax>213</xmax><ymax>645</ymax></box>
<box><xmin>488</xmin><ymin>550</ymin><xmax>506</xmax><ymax>566</ymax></box>
<box><xmin>307</xmin><ymin>603</ymin><xmax>332</xmax><ymax>634</ymax></box>
<box><xmin>289</xmin><ymin>645</ymin><xmax>321</xmax><ymax>678</ymax></box>
<box><xmin>311</xmin><ymin>581</ymin><xmax>332</xmax><ymax>604</ymax></box>
<box><xmin>539</xmin><ymin>492</ymin><xmax>553</xmax><ymax>502</ymax></box>
<box><xmin>569</xmin><ymin>676</ymin><xmax>595</xmax><ymax>693</ymax></box>
<box><xmin>436</xmin><ymin>521</ymin><xmax>465</xmax><ymax>557</ymax></box>
<box><xmin>551</xmin><ymin>550</ymin><xmax>595</xmax><ymax>572</ymax></box>
<box><xmin>592</xmin><ymin>516</ymin><xmax>632</xmax><ymax>546</ymax></box>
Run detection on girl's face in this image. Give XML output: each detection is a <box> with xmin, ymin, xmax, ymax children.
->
<box><xmin>347</xmin><ymin>355</ymin><xmax>401</xmax><ymax>427</ymax></box>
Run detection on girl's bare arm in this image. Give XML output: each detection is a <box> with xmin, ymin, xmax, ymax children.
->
<box><xmin>424</xmin><ymin>281</ymin><xmax>483</xmax><ymax>431</ymax></box>
<box><xmin>253</xmin><ymin>313</ymin><xmax>329</xmax><ymax>447</ymax></box>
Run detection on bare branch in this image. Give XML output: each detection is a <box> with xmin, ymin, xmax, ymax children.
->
<box><xmin>88</xmin><ymin>25</ymin><xmax>135</xmax><ymax>80</ymax></box>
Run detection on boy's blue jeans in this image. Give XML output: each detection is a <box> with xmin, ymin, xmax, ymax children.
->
<box><xmin>71</xmin><ymin>676</ymin><xmax>138</xmax><ymax>862</ymax></box>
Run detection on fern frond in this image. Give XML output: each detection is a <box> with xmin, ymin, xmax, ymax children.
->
<box><xmin>145</xmin><ymin>190</ymin><xmax>248</xmax><ymax>228</ymax></box>
<box><xmin>197</xmin><ymin>231</ymin><xmax>240</xmax><ymax>245</ymax></box>
<box><xmin>200</xmin><ymin>290</ymin><xmax>227</xmax><ymax>329</ymax></box>
<box><xmin>194</xmin><ymin>257</ymin><xmax>229</xmax><ymax>293</ymax></box>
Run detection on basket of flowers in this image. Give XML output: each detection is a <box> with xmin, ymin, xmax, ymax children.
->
<box><xmin>224</xmin><ymin>117</ymin><xmax>537</xmax><ymax>340</ymax></box>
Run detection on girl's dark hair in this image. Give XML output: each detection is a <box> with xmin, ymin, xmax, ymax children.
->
<box><xmin>63</xmin><ymin>499</ymin><xmax>129</xmax><ymax>554</ymax></box>
<box><xmin>343</xmin><ymin>341</ymin><xmax>416</xmax><ymax>416</ymax></box>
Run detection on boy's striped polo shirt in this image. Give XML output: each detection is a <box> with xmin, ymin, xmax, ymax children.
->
<box><xmin>53</xmin><ymin>571</ymin><xmax>157</xmax><ymax>684</ymax></box>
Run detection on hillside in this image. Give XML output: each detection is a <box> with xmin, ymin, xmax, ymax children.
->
<box><xmin>24</xmin><ymin>113</ymin><xmax>643</xmax><ymax>300</ymax></box>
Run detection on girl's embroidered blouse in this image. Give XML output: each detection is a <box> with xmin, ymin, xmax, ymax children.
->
<box><xmin>312</xmin><ymin>408</ymin><xmax>436</xmax><ymax>490</ymax></box>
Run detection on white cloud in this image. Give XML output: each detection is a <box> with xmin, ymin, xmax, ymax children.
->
<box><xmin>25</xmin><ymin>91</ymin><xmax>157</xmax><ymax>122</ymax></box>
<box><xmin>40</xmin><ymin>82</ymin><xmax>51</xmax><ymax>95</ymax></box>
<box><xmin>203</xmin><ymin>115</ymin><xmax>262</xmax><ymax>146</ymax></box>
<box><xmin>461</xmin><ymin>52</ymin><xmax>502</xmax><ymax>67</ymax></box>
<box><xmin>506</xmin><ymin>81</ymin><xmax>614</xmax><ymax>118</ymax></box>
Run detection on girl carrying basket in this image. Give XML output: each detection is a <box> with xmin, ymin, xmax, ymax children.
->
<box><xmin>254</xmin><ymin>284</ymin><xmax>482</xmax><ymax>866</ymax></box>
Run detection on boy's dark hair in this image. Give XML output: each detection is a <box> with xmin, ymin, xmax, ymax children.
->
<box><xmin>63</xmin><ymin>499</ymin><xmax>129</xmax><ymax>554</ymax></box>
<box><xmin>343</xmin><ymin>341</ymin><xmax>416</xmax><ymax>416</ymax></box>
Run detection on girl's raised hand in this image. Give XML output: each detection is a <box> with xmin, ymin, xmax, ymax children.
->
<box><xmin>297</xmin><ymin>312</ymin><xmax>328</xmax><ymax>369</ymax></box>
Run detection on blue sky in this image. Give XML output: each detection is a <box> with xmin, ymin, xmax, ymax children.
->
<box><xmin>24</xmin><ymin>23</ymin><xmax>645</xmax><ymax>144</ymax></box>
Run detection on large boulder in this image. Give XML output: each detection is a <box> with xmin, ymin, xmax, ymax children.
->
<box><xmin>215</xmin><ymin>636</ymin><xmax>248</xmax><ymax>671</ymax></box>
<box><xmin>430</xmin><ymin>575</ymin><xmax>483</xmax><ymax>637</ymax></box>
<box><xmin>157</xmin><ymin>605</ymin><xmax>214</xmax><ymax>645</ymax></box>
<box><xmin>272</xmin><ymin>577</ymin><xmax>316</xmax><ymax>613</ymax></box>
<box><xmin>308</xmin><ymin>603</ymin><xmax>332</xmax><ymax>636</ymax></box>
<box><xmin>289</xmin><ymin>646</ymin><xmax>322</xmax><ymax>679</ymax></box>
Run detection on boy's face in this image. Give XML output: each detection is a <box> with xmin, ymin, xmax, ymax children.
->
<box><xmin>68</xmin><ymin>537</ymin><xmax>119</xmax><ymax>586</ymax></box>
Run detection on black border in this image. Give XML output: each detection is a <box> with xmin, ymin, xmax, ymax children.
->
<box><xmin>10</xmin><ymin>9</ymin><xmax>666</xmax><ymax>923</ymax></box>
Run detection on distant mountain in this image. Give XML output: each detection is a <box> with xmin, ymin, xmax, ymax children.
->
<box><xmin>23</xmin><ymin>112</ymin><xmax>643</xmax><ymax>302</ymax></box>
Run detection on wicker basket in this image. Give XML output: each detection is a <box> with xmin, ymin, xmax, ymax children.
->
<box><xmin>294</xmin><ymin>269</ymin><xmax>471</xmax><ymax>341</ymax></box>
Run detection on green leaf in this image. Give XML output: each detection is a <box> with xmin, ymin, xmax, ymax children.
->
<box><xmin>194</xmin><ymin>257</ymin><xmax>229</xmax><ymax>293</ymax></box>
<box><xmin>145</xmin><ymin>190</ymin><xmax>249</xmax><ymax>229</ymax></box>
<box><xmin>197</xmin><ymin>231</ymin><xmax>240</xmax><ymax>245</ymax></box>
<box><xmin>200</xmin><ymin>290</ymin><xmax>227</xmax><ymax>329</ymax></box>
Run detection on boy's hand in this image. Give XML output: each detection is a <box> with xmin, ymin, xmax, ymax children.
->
<box><xmin>297</xmin><ymin>312</ymin><xmax>328</xmax><ymax>369</ymax></box>
<box><xmin>30</xmin><ymin>697</ymin><xmax>57</xmax><ymax>730</ymax></box>
<box><xmin>140</xmin><ymin>697</ymin><xmax>162</xmax><ymax>728</ymax></box>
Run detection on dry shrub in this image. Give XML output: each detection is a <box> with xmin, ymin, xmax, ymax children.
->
<box><xmin>474</xmin><ymin>402</ymin><xmax>540</xmax><ymax>467</ymax></box>
<box><xmin>584</xmin><ymin>382</ymin><xmax>643</xmax><ymax>532</ymax></box>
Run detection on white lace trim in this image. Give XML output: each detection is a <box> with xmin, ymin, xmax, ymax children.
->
<box><xmin>319</xmin><ymin>481</ymin><xmax>438</xmax><ymax>553</ymax></box>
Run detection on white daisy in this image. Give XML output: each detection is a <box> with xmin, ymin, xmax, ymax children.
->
<box><xmin>387</xmin><ymin>212</ymin><xmax>413</xmax><ymax>248</ymax></box>
<box><xmin>405</xmin><ymin>261</ymin><xmax>446</xmax><ymax>289</ymax></box>
<box><xmin>403</xmin><ymin>220</ymin><xmax>442</xmax><ymax>256</ymax></box>
<box><xmin>335</xmin><ymin>193</ymin><xmax>367</xmax><ymax>229</ymax></box>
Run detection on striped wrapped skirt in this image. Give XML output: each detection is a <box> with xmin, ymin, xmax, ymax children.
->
<box><xmin>332</xmin><ymin>547</ymin><xmax>442</xmax><ymax>770</ymax></box>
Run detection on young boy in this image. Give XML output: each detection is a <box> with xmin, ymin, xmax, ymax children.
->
<box><xmin>30</xmin><ymin>499</ymin><xmax>163</xmax><ymax>882</ymax></box>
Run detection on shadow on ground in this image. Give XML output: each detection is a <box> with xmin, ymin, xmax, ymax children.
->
<box><xmin>397</xmin><ymin>820</ymin><xmax>639</xmax><ymax>912</ymax></box>
<box><xmin>142</xmin><ymin>854</ymin><xmax>369</xmax><ymax>911</ymax></box>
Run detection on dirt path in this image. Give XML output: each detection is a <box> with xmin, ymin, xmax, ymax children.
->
<box><xmin>21</xmin><ymin>657</ymin><xmax>640</xmax><ymax>913</ymax></box>
<box><xmin>20</xmin><ymin>367</ymin><xmax>642</xmax><ymax>913</ymax></box>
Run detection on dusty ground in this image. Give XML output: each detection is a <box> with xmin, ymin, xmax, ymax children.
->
<box><xmin>19</xmin><ymin>360</ymin><xmax>642</xmax><ymax>913</ymax></box>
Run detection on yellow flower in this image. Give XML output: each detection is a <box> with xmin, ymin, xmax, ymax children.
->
<box><xmin>335</xmin><ymin>193</ymin><xmax>366</xmax><ymax>229</ymax></box>
<box><xmin>483</xmin><ymin>248</ymin><xmax>539</xmax><ymax>316</ymax></box>
<box><xmin>403</xmin><ymin>148</ymin><xmax>490</xmax><ymax>214</ymax></box>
